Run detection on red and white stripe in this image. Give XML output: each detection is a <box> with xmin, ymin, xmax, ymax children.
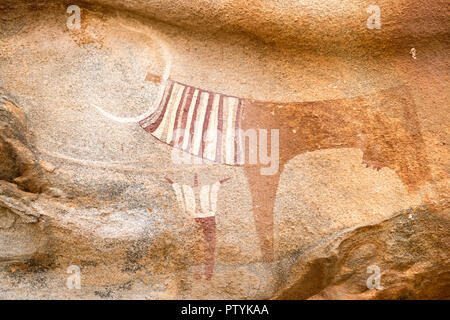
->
<box><xmin>166</xmin><ymin>176</ymin><xmax>230</xmax><ymax>218</ymax></box>
<box><xmin>140</xmin><ymin>80</ymin><xmax>244</xmax><ymax>166</ymax></box>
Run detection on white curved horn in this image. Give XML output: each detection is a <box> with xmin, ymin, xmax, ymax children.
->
<box><xmin>93</xmin><ymin>24</ymin><xmax>172</xmax><ymax>124</ymax></box>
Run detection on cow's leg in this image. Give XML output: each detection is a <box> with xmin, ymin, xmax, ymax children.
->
<box><xmin>195</xmin><ymin>216</ymin><xmax>216</xmax><ymax>280</ymax></box>
<box><xmin>244</xmin><ymin>165</ymin><xmax>282</xmax><ymax>262</ymax></box>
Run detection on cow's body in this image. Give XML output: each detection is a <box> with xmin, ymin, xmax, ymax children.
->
<box><xmin>142</xmin><ymin>75</ymin><xmax>430</xmax><ymax>264</ymax></box>
<box><xmin>241</xmin><ymin>86</ymin><xmax>430</xmax><ymax>261</ymax></box>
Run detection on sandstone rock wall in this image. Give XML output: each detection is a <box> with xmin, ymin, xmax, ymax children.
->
<box><xmin>0</xmin><ymin>0</ymin><xmax>448</xmax><ymax>299</ymax></box>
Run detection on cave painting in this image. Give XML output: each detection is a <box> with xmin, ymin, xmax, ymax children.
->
<box><xmin>140</xmin><ymin>80</ymin><xmax>244</xmax><ymax>166</ymax></box>
<box><xmin>165</xmin><ymin>175</ymin><xmax>230</xmax><ymax>280</ymax></box>
<box><xmin>138</xmin><ymin>72</ymin><xmax>431</xmax><ymax>263</ymax></box>
<box><xmin>94</xmin><ymin>59</ymin><xmax>430</xmax><ymax>265</ymax></box>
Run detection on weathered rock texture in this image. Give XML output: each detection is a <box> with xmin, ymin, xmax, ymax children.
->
<box><xmin>0</xmin><ymin>0</ymin><xmax>448</xmax><ymax>299</ymax></box>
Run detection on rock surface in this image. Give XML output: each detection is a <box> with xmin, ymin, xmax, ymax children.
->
<box><xmin>0</xmin><ymin>0</ymin><xmax>448</xmax><ymax>299</ymax></box>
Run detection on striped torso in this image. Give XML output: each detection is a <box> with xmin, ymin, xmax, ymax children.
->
<box><xmin>139</xmin><ymin>80</ymin><xmax>245</xmax><ymax>165</ymax></box>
